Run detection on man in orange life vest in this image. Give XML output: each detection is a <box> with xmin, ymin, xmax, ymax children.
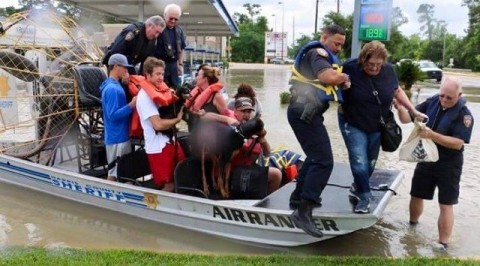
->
<box><xmin>101</xmin><ymin>54</ymin><xmax>137</xmax><ymax>181</ymax></box>
<box><xmin>136</xmin><ymin>57</ymin><xmax>185</xmax><ymax>191</ymax></box>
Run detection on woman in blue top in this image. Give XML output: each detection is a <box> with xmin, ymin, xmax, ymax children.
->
<box><xmin>339</xmin><ymin>41</ymin><xmax>426</xmax><ymax>214</ymax></box>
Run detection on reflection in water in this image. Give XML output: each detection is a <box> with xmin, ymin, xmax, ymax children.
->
<box><xmin>0</xmin><ymin>66</ymin><xmax>479</xmax><ymax>257</ymax></box>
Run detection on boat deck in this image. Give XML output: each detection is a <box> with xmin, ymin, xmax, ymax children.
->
<box><xmin>255</xmin><ymin>162</ymin><xmax>402</xmax><ymax>214</ymax></box>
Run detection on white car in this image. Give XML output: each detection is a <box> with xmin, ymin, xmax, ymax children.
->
<box><xmin>416</xmin><ymin>60</ymin><xmax>443</xmax><ymax>82</ymax></box>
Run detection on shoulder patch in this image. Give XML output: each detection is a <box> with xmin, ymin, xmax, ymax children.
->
<box><xmin>125</xmin><ymin>31</ymin><xmax>135</xmax><ymax>41</ymax></box>
<box><xmin>316</xmin><ymin>48</ymin><xmax>328</xmax><ymax>57</ymax></box>
<box><xmin>463</xmin><ymin>115</ymin><xmax>473</xmax><ymax>128</ymax></box>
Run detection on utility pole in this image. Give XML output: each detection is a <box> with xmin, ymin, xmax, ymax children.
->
<box><xmin>292</xmin><ymin>16</ymin><xmax>295</xmax><ymax>48</ymax></box>
<box><xmin>315</xmin><ymin>0</ymin><xmax>319</xmax><ymax>33</ymax></box>
<box><xmin>278</xmin><ymin>2</ymin><xmax>285</xmax><ymax>60</ymax></box>
<box><xmin>337</xmin><ymin>0</ymin><xmax>340</xmax><ymax>13</ymax></box>
<box><xmin>272</xmin><ymin>14</ymin><xmax>277</xmax><ymax>58</ymax></box>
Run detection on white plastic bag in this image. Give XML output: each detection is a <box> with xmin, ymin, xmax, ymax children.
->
<box><xmin>399</xmin><ymin>122</ymin><xmax>439</xmax><ymax>162</ymax></box>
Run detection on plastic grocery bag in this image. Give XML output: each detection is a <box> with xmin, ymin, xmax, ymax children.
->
<box><xmin>399</xmin><ymin>121</ymin><xmax>439</xmax><ymax>162</ymax></box>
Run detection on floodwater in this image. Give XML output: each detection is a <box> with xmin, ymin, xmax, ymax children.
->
<box><xmin>1</xmin><ymin>65</ymin><xmax>479</xmax><ymax>257</ymax></box>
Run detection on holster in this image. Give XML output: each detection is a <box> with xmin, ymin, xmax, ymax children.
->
<box><xmin>291</xmin><ymin>87</ymin><xmax>329</xmax><ymax>124</ymax></box>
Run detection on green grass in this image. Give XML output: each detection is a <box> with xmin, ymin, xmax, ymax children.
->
<box><xmin>0</xmin><ymin>248</ymin><xmax>479</xmax><ymax>266</ymax></box>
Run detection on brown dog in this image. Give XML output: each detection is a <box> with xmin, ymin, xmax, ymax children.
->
<box><xmin>191</xmin><ymin>117</ymin><xmax>264</xmax><ymax>198</ymax></box>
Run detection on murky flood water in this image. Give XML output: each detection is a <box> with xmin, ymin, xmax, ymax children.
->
<box><xmin>1</xmin><ymin>65</ymin><xmax>479</xmax><ymax>257</ymax></box>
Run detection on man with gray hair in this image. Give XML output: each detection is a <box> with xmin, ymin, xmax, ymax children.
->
<box><xmin>102</xmin><ymin>15</ymin><xmax>166</xmax><ymax>73</ymax></box>
<box><xmin>154</xmin><ymin>4</ymin><xmax>187</xmax><ymax>88</ymax></box>
<box><xmin>397</xmin><ymin>76</ymin><xmax>474</xmax><ymax>249</ymax></box>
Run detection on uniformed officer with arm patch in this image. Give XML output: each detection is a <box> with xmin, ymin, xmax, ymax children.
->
<box><xmin>287</xmin><ymin>25</ymin><xmax>350</xmax><ymax>238</ymax></box>
<box><xmin>102</xmin><ymin>15</ymin><xmax>166</xmax><ymax>74</ymax></box>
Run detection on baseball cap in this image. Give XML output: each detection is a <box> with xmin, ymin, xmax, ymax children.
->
<box><xmin>108</xmin><ymin>53</ymin><xmax>133</xmax><ymax>68</ymax></box>
<box><xmin>235</xmin><ymin>97</ymin><xmax>254</xmax><ymax>111</ymax></box>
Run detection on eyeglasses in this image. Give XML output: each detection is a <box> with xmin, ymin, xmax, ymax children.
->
<box><xmin>439</xmin><ymin>94</ymin><xmax>454</xmax><ymax>100</ymax></box>
<box><xmin>365</xmin><ymin>61</ymin><xmax>383</xmax><ymax>69</ymax></box>
<box><xmin>169</xmin><ymin>17</ymin><xmax>179</xmax><ymax>22</ymax></box>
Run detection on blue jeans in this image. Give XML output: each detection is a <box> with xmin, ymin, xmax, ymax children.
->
<box><xmin>287</xmin><ymin>102</ymin><xmax>333</xmax><ymax>204</ymax></box>
<box><xmin>338</xmin><ymin>113</ymin><xmax>381</xmax><ymax>195</ymax></box>
<box><xmin>165</xmin><ymin>61</ymin><xmax>181</xmax><ymax>88</ymax></box>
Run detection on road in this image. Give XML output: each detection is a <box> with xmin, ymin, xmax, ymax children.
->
<box><xmin>444</xmin><ymin>71</ymin><xmax>480</xmax><ymax>87</ymax></box>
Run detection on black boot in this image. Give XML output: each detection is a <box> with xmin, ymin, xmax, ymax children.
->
<box><xmin>289</xmin><ymin>191</ymin><xmax>301</xmax><ymax>209</ymax></box>
<box><xmin>290</xmin><ymin>199</ymin><xmax>323</xmax><ymax>238</ymax></box>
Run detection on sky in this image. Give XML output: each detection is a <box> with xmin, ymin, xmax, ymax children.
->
<box><xmin>222</xmin><ymin>0</ymin><xmax>469</xmax><ymax>45</ymax></box>
<box><xmin>1</xmin><ymin>0</ymin><xmax>470</xmax><ymax>45</ymax></box>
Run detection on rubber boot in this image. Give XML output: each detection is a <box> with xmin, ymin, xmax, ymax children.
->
<box><xmin>290</xmin><ymin>199</ymin><xmax>323</xmax><ymax>238</ymax></box>
<box><xmin>289</xmin><ymin>190</ymin><xmax>301</xmax><ymax>209</ymax></box>
<box><xmin>289</xmin><ymin>182</ymin><xmax>303</xmax><ymax>209</ymax></box>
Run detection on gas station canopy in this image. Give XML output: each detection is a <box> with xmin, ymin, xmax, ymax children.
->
<box><xmin>57</xmin><ymin>0</ymin><xmax>239</xmax><ymax>37</ymax></box>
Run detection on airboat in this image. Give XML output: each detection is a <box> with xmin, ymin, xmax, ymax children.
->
<box><xmin>0</xmin><ymin>10</ymin><xmax>403</xmax><ymax>246</ymax></box>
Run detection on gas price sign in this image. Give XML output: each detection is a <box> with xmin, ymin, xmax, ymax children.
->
<box><xmin>358</xmin><ymin>0</ymin><xmax>392</xmax><ymax>41</ymax></box>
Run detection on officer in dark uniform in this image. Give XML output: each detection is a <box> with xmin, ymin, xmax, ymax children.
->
<box><xmin>154</xmin><ymin>4</ymin><xmax>187</xmax><ymax>88</ymax></box>
<box><xmin>102</xmin><ymin>15</ymin><xmax>165</xmax><ymax>74</ymax></box>
<box><xmin>397</xmin><ymin>76</ymin><xmax>474</xmax><ymax>249</ymax></box>
<box><xmin>287</xmin><ymin>25</ymin><xmax>350</xmax><ymax>237</ymax></box>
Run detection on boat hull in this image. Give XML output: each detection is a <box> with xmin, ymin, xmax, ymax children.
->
<box><xmin>0</xmin><ymin>154</ymin><xmax>403</xmax><ymax>246</ymax></box>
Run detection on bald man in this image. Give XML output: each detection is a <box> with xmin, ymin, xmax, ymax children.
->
<box><xmin>154</xmin><ymin>3</ymin><xmax>187</xmax><ymax>88</ymax></box>
<box><xmin>398</xmin><ymin>76</ymin><xmax>474</xmax><ymax>249</ymax></box>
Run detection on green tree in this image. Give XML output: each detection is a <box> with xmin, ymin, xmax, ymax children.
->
<box><xmin>242</xmin><ymin>3</ymin><xmax>261</xmax><ymax>22</ymax></box>
<box><xmin>417</xmin><ymin>4</ymin><xmax>436</xmax><ymax>41</ymax></box>
<box><xmin>230</xmin><ymin>5</ymin><xmax>269</xmax><ymax>63</ymax></box>
<box><xmin>395</xmin><ymin>60</ymin><xmax>426</xmax><ymax>92</ymax></box>
<box><xmin>460</xmin><ymin>0</ymin><xmax>480</xmax><ymax>71</ymax></box>
<box><xmin>321</xmin><ymin>11</ymin><xmax>353</xmax><ymax>59</ymax></box>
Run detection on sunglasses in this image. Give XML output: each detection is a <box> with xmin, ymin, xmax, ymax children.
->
<box><xmin>439</xmin><ymin>94</ymin><xmax>454</xmax><ymax>100</ymax></box>
<box><xmin>169</xmin><ymin>17</ymin><xmax>179</xmax><ymax>22</ymax></box>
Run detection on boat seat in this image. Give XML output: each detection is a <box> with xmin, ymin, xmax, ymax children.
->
<box><xmin>73</xmin><ymin>65</ymin><xmax>106</xmax><ymax>108</ymax></box>
<box><xmin>174</xmin><ymin>157</ymin><xmax>209</xmax><ymax>198</ymax></box>
<box><xmin>116</xmin><ymin>147</ymin><xmax>152</xmax><ymax>185</ymax></box>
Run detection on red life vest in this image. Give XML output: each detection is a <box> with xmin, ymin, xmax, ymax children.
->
<box><xmin>231</xmin><ymin>138</ymin><xmax>262</xmax><ymax>168</ymax></box>
<box><xmin>128</xmin><ymin>75</ymin><xmax>179</xmax><ymax>137</ymax></box>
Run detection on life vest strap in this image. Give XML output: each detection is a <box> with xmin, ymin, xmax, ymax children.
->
<box><xmin>290</xmin><ymin>66</ymin><xmax>340</xmax><ymax>102</ymax></box>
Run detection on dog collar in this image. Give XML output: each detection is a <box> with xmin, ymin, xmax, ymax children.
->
<box><xmin>231</xmin><ymin>125</ymin><xmax>247</xmax><ymax>142</ymax></box>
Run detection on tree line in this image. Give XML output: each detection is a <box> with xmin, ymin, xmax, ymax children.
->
<box><xmin>1</xmin><ymin>1</ymin><xmax>478</xmax><ymax>71</ymax></box>
<box><xmin>230</xmin><ymin>2</ymin><xmax>479</xmax><ymax>71</ymax></box>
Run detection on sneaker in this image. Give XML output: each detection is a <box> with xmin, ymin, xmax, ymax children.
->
<box><xmin>354</xmin><ymin>197</ymin><xmax>370</xmax><ymax>214</ymax></box>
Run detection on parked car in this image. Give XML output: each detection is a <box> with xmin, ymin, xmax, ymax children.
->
<box><xmin>271</xmin><ymin>57</ymin><xmax>294</xmax><ymax>64</ymax></box>
<box><xmin>271</xmin><ymin>57</ymin><xmax>284</xmax><ymax>64</ymax></box>
<box><xmin>416</xmin><ymin>60</ymin><xmax>443</xmax><ymax>82</ymax></box>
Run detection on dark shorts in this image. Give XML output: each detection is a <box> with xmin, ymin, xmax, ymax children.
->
<box><xmin>410</xmin><ymin>160</ymin><xmax>463</xmax><ymax>205</ymax></box>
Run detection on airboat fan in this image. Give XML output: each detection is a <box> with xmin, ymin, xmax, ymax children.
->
<box><xmin>0</xmin><ymin>9</ymin><xmax>105</xmax><ymax>169</ymax></box>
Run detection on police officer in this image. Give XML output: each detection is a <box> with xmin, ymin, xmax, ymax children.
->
<box><xmin>397</xmin><ymin>76</ymin><xmax>474</xmax><ymax>249</ymax></box>
<box><xmin>287</xmin><ymin>25</ymin><xmax>350</xmax><ymax>237</ymax></box>
<box><xmin>102</xmin><ymin>15</ymin><xmax>165</xmax><ymax>74</ymax></box>
<box><xmin>154</xmin><ymin>4</ymin><xmax>187</xmax><ymax>88</ymax></box>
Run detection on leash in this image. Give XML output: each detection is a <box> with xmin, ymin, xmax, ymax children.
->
<box><xmin>325</xmin><ymin>183</ymin><xmax>398</xmax><ymax>195</ymax></box>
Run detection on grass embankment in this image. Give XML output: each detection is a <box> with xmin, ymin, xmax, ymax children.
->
<box><xmin>0</xmin><ymin>248</ymin><xmax>479</xmax><ymax>266</ymax></box>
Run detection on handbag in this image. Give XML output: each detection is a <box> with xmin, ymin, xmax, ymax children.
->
<box><xmin>399</xmin><ymin>121</ymin><xmax>439</xmax><ymax>162</ymax></box>
<box><xmin>369</xmin><ymin>80</ymin><xmax>402</xmax><ymax>152</ymax></box>
<box><xmin>380</xmin><ymin>111</ymin><xmax>403</xmax><ymax>152</ymax></box>
<box><xmin>229</xmin><ymin>138</ymin><xmax>269</xmax><ymax>199</ymax></box>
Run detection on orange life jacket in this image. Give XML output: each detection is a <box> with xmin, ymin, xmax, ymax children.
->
<box><xmin>128</xmin><ymin>75</ymin><xmax>179</xmax><ymax>138</ymax></box>
<box><xmin>185</xmin><ymin>82</ymin><xmax>223</xmax><ymax>112</ymax></box>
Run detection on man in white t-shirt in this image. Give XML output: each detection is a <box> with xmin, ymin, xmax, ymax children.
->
<box><xmin>136</xmin><ymin>57</ymin><xmax>185</xmax><ymax>191</ymax></box>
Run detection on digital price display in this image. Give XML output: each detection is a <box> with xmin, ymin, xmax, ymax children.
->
<box><xmin>358</xmin><ymin>0</ymin><xmax>392</xmax><ymax>41</ymax></box>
